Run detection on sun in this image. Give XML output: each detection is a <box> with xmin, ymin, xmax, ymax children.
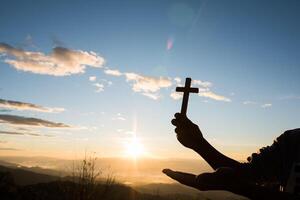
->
<box><xmin>125</xmin><ymin>136</ymin><xmax>144</xmax><ymax>159</ymax></box>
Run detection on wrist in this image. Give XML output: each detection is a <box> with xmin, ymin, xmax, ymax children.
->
<box><xmin>191</xmin><ymin>136</ymin><xmax>206</xmax><ymax>151</ymax></box>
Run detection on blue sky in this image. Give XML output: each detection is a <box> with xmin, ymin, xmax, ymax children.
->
<box><xmin>0</xmin><ymin>0</ymin><xmax>299</xmax><ymax>160</ymax></box>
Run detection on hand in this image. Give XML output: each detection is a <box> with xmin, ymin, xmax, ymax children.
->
<box><xmin>162</xmin><ymin>167</ymin><xmax>250</xmax><ymax>193</ymax></box>
<box><xmin>171</xmin><ymin>113</ymin><xmax>203</xmax><ymax>149</ymax></box>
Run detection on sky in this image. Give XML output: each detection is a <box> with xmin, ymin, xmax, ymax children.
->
<box><xmin>0</xmin><ymin>0</ymin><xmax>300</xmax><ymax>162</ymax></box>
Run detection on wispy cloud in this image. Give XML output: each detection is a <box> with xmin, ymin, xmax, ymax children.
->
<box><xmin>198</xmin><ymin>91</ymin><xmax>231</xmax><ymax>102</ymax></box>
<box><xmin>0</xmin><ymin>98</ymin><xmax>64</xmax><ymax>113</ymax></box>
<box><xmin>243</xmin><ymin>101</ymin><xmax>257</xmax><ymax>105</ymax></box>
<box><xmin>102</xmin><ymin>70</ymin><xmax>172</xmax><ymax>99</ymax></box>
<box><xmin>112</xmin><ymin>113</ymin><xmax>126</xmax><ymax>121</ymax></box>
<box><xmin>170</xmin><ymin>78</ymin><xmax>231</xmax><ymax>102</ymax></box>
<box><xmin>0</xmin><ymin>114</ymin><xmax>70</xmax><ymax>128</ymax></box>
<box><xmin>174</xmin><ymin>77</ymin><xmax>181</xmax><ymax>84</ymax></box>
<box><xmin>261</xmin><ymin>103</ymin><xmax>272</xmax><ymax>108</ymax></box>
<box><xmin>170</xmin><ymin>92</ymin><xmax>182</xmax><ymax>100</ymax></box>
<box><xmin>104</xmin><ymin>69</ymin><xmax>122</xmax><ymax>76</ymax></box>
<box><xmin>192</xmin><ymin>79</ymin><xmax>212</xmax><ymax>88</ymax></box>
<box><xmin>0</xmin><ymin>147</ymin><xmax>20</xmax><ymax>151</ymax></box>
<box><xmin>89</xmin><ymin>76</ymin><xmax>97</xmax><ymax>82</ymax></box>
<box><xmin>142</xmin><ymin>92</ymin><xmax>160</xmax><ymax>100</ymax></box>
<box><xmin>89</xmin><ymin>77</ymin><xmax>112</xmax><ymax>93</ymax></box>
<box><xmin>0</xmin><ymin>43</ymin><xmax>105</xmax><ymax>76</ymax></box>
<box><xmin>102</xmin><ymin>69</ymin><xmax>172</xmax><ymax>100</ymax></box>
<box><xmin>0</xmin><ymin>130</ymin><xmax>42</xmax><ymax>137</ymax></box>
<box><xmin>0</xmin><ymin>42</ymin><xmax>232</xmax><ymax>102</ymax></box>
<box><xmin>243</xmin><ymin>101</ymin><xmax>272</xmax><ymax>109</ymax></box>
<box><xmin>125</xmin><ymin>73</ymin><xmax>172</xmax><ymax>93</ymax></box>
<box><xmin>93</xmin><ymin>83</ymin><xmax>104</xmax><ymax>93</ymax></box>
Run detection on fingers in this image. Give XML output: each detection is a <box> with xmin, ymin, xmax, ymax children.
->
<box><xmin>174</xmin><ymin>113</ymin><xmax>181</xmax><ymax>119</ymax></box>
<box><xmin>162</xmin><ymin>169</ymin><xmax>197</xmax><ymax>187</ymax></box>
<box><xmin>175</xmin><ymin>128</ymin><xmax>179</xmax><ymax>134</ymax></box>
<box><xmin>172</xmin><ymin>113</ymin><xmax>186</xmax><ymax>136</ymax></box>
<box><xmin>171</xmin><ymin>113</ymin><xmax>181</xmax><ymax>126</ymax></box>
<box><xmin>163</xmin><ymin>168</ymin><xmax>240</xmax><ymax>192</ymax></box>
<box><xmin>171</xmin><ymin>113</ymin><xmax>188</xmax><ymax>127</ymax></box>
<box><xmin>171</xmin><ymin>118</ymin><xmax>178</xmax><ymax>126</ymax></box>
<box><xmin>174</xmin><ymin>113</ymin><xmax>186</xmax><ymax>123</ymax></box>
<box><xmin>162</xmin><ymin>168</ymin><xmax>172</xmax><ymax>175</ymax></box>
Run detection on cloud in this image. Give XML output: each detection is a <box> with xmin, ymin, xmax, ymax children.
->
<box><xmin>243</xmin><ymin>101</ymin><xmax>272</xmax><ymax>109</ymax></box>
<box><xmin>112</xmin><ymin>116</ymin><xmax>126</xmax><ymax>121</ymax></box>
<box><xmin>0</xmin><ymin>130</ymin><xmax>41</xmax><ymax>137</ymax></box>
<box><xmin>198</xmin><ymin>91</ymin><xmax>231</xmax><ymax>102</ymax></box>
<box><xmin>89</xmin><ymin>78</ymin><xmax>112</xmax><ymax>93</ymax></box>
<box><xmin>124</xmin><ymin>72</ymin><xmax>172</xmax><ymax>99</ymax></box>
<box><xmin>0</xmin><ymin>43</ymin><xmax>105</xmax><ymax>76</ymax></box>
<box><xmin>172</xmin><ymin>77</ymin><xmax>229</xmax><ymax>102</ymax></box>
<box><xmin>173</xmin><ymin>78</ymin><xmax>212</xmax><ymax>88</ymax></box>
<box><xmin>170</xmin><ymin>92</ymin><xmax>182</xmax><ymax>100</ymax></box>
<box><xmin>112</xmin><ymin>113</ymin><xmax>126</xmax><ymax>121</ymax></box>
<box><xmin>0</xmin><ymin>147</ymin><xmax>20</xmax><ymax>151</ymax></box>
<box><xmin>0</xmin><ymin>114</ymin><xmax>70</xmax><ymax>128</ymax></box>
<box><xmin>192</xmin><ymin>79</ymin><xmax>212</xmax><ymax>88</ymax></box>
<box><xmin>142</xmin><ymin>92</ymin><xmax>160</xmax><ymax>100</ymax></box>
<box><xmin>174</xmin><ymin>77</ymin><xmax>181</xmax><ymax>84</ymax></box>
<box><xmin>93</xmin><ymin>83</ymin><xmax>104</xmax><ymax>93</ymax></box>
<box><xmin>0</xmin><ymin>98</ymin><xmax>64</xmax><ymax>113</ymax></box>
<box><xmin>89</xmin><ymin>76</ymin><xmax>97</xmax><ymax>82</ymax></box>
<box><xmin>104</xmin><ymin>69</ymin><xmax>122</xmax><ymax>76</ymax></box>
<box><xmin>0</xmin><ymin>130</ymin><xmax>25</xmax><ymax>135</ymax></box>
<box><xmin>261</xmin><ymin>103</ymin><xmax>272</xmax><ymax>108</ymax></box>
<box><xmin>125</xmin><ymin>72</ymin><xmax>172</xmax><ymax>93</ymax></box>
<box><xmin>1</xmin><ymin>42</ymin><xmax>232</xmax><ymax>102</ymax></box>
<box><xmin>243</xmin><ymin>101</ymin><xmax>257</xmax><ymax>105</ymax></box>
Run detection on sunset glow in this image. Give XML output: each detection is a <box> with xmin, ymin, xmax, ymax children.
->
<box><xmin>125</xmin><ymin>136</ymin><xmax>145</xmax><ymax>159</ymax></box>
<box><xmin>0</xmin><ymin>1</ymin><xmax>300</xmax><ymax>188</ymax></box>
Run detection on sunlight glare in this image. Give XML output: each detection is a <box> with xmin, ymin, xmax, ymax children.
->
<box><xmin>125</xmin><ymin>136</ymin><xmax>144</xmax><ymax>159</ymax></box>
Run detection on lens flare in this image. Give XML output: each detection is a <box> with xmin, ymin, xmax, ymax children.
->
<box><xmin>166</xmin><ymin>37</ymin><xmax>174</xmax><ymax>50</ymax></box>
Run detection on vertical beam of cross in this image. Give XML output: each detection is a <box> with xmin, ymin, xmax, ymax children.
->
<box><xmin>176</xmin><ymin>77</ymin><xmax>199</xmax><ymax>116</ymax></box>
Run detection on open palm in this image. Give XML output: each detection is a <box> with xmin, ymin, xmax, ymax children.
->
<box><xmin>162</xmin><ymin>167</ymin><xmax>250</xmax><ymax>193</ymax></box>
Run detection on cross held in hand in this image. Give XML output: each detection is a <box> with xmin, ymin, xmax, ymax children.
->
<box><xmin>176</xmin><ymin>78</ymin><xmax>199</xmax><ymax>116</ymax></box>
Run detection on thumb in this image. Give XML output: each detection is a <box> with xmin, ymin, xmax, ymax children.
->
<box><xmin>162</xmin><ymin>169</ymin><xmax>176</xmax><ymax>178</ymax></box>
<box><xmin>162</xmin><ymin>168</ymin><xmax>196</xmax><ymax>187</ymax></box>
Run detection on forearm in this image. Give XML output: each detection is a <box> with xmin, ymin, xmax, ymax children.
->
<box><xmin>193</xmin><ymin>138</ymin><xmax>241</xmax><ymax>170</ymax></box>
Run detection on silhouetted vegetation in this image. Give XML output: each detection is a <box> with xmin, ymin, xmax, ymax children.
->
<box><xmin>0</xmin><ymin>156</ymin><xmax>216</xmax><ymax>200</ymax></box>
<box><xmin>0</xmin><ymin>171</ymin><xmax>209</xmax><ymax>200</ymax></box>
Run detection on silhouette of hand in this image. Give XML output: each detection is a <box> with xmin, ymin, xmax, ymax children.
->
<box><xmin>171</xmin><ymin>113</ymin><xmax>203</xmax><ymax>149</ymax></box>
<box><xmin>162</xmin><ymin>167</ymin><xmax>248</xmax><ymax>193</ymax></box>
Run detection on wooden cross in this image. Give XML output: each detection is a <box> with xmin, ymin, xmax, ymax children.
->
<box><xmin>176</xmin><ymin>77</ymin><xmax>199</xmax><ymax>115</ymax></box>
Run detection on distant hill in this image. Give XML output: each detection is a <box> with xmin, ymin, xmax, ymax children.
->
<box><xmin>0</xmin><ymin>156</ymin><xmax>213</xmax><ymax>185</ymax></box>
<box><xmin>0</xmin><ymin>165</ymin><xmax>59</xmax><ymax>186</ymax></box>
<box><xmin>0</xmin><ymin>159</ymin><xmax>67</xmax><ymax>177</ymax></box>
<box><xmin>0</xmin><ymin>166</ymin><xmax>195</xmax><ymax>200</ymax></box>
<box><xmin>0</xmin><ymin>160</ymin><xmax>249</xmax><ymax>200</ymax></box>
